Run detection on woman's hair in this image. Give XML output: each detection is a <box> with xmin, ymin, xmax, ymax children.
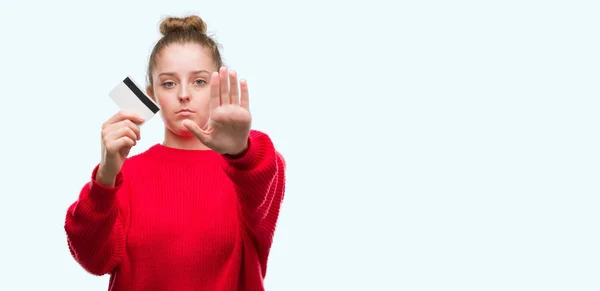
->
<box><xmin>147</xmin><ymin>15</ymin><xmax>223</xmax><ymax>86</ymax></box>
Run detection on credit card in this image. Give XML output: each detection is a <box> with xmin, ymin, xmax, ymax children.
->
<box><xmin>108</xmin><ymin>76</ymin><xmax>160</xmax><ymax>122</ymax></box>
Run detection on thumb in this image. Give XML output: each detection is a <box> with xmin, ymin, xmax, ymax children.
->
<box><xmin>182</xmin><ymin>120</ymin><xmax>210</xmax><ymax>143</ymax></box>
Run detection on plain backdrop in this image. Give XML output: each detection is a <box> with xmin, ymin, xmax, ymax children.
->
<box><xmin>1</xmin><ymin>0</ymin><xmax>599</xmax><ymax>290</ymax></box>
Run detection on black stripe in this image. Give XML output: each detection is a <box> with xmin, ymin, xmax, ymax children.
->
<box><xmin>123</xmin><ymin>77</ymin><xmax>160</xmax><ymax>113</ymax></box>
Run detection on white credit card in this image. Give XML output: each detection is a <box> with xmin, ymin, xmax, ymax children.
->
<box><xmin>108</xmin><ymin>76</ymin><xmax>160</xmax><ymax>122</ymax></box>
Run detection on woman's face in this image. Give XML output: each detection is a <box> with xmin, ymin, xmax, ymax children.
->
<box><xmin>147</xmin><ymin>43</ymin><xmax>217</xmax><ymax>137</ymax></box>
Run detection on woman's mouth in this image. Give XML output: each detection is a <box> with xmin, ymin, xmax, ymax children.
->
<box><xmin>176</xmin><ymin>109</ymin><xmax>194</xmax><ymax>117</ymax></box>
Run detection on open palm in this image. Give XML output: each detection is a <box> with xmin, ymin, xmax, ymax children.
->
<box><xmin>183</xmin><ymin>66</ymin><xmax>252</xmax><ymax>155</ymax></box>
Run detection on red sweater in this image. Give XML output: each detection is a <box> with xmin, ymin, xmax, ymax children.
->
<box><xmin>64</xmin><ymin>130</ymin><xmax>286</xmax><ymax>291</ymax></box>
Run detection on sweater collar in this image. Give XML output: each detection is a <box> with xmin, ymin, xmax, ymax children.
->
<box><xmin>146</xmin><ymin>143</ymin><xmax>219</xmax><ymax>162</ymax></box>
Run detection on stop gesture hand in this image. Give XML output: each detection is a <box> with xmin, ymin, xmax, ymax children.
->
<box><xmin>183</xmin><ymin>67</ymin><xmax>251</xmax><ymax>155</ymax></box>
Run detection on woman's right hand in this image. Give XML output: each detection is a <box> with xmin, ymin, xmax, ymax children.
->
<box><xmin>96</xmin><ymin>111</ymin><xmax>144</xmax><ymax>187</ymax></box>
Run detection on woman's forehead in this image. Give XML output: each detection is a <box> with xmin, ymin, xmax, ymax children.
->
<box><xmin>155</xmin><ymin>43</ymin><xmax>215</xmax><ymax>72</ymax></box>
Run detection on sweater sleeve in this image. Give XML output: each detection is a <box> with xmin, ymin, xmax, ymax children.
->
<box><xmin>64</xmin><ymin>164</ymin><xmax>129</xmax><ymax>276</ymax></box>
<box><xmin>221</xmin><ymin>130</ymin><xmax>286</xmax><ymax>235</ymax></box>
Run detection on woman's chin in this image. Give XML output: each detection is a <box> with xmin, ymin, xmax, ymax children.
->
<box><xmin>165</xmin><ymin>123</ymin><xmax>195</xmax><ymax>138</ymax></box>
<box><xmin>165</xmin><ymin>117</ymin><xmax>209</xmax><ymax>137</ymax></box>
<box><xmin>178</xmin><ymin>130</ymin><xmax>196</xmax><ymax>138</ymax></box>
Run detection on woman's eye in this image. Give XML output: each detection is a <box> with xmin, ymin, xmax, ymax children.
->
<box><xmin>195</xmin><ymin>79</ymin><xmax>207</xmax><ymax>86</ymax></box>
<box><xmin>162</xmin><ymin>81</ymin><xmax>175</xmax><ymax>88</ymax></box>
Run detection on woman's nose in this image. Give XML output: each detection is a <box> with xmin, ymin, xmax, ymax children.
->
<box><xmin>178</xmin><ymin>86</ymin><xmax>191</xmax><ymax>102</ymax></box>
<box><xmin>178</xmin><ymin>94</ymin><xmax>190</xmax><ymax>102</ymax></box>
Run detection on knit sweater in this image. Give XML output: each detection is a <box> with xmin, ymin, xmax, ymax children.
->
<box><xmin>64</xmin><ymin>130</ymin><xmax>286</xmax><ymax>291</ymax></box>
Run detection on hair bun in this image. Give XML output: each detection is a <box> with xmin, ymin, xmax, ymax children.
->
<box><xmin>159</xmin><ymin>15</ymin><xmax>207</xmax><ymax>36</ymax></box>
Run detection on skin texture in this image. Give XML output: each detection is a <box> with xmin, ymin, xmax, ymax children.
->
<box><xmin>97</xmin><ymin>42</ymin><xmax>252</xmax><ymax>187</ymax></box>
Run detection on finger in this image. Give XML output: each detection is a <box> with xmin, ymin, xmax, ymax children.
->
<box><xmin>182</xmin><ymin>120</ymin><xmax>210</xmax><ymax>144</ymax></box>
<box><xmin>104</xmin><ymin>120</ymin><xmax>141</xmax><ymax>140</ymax></box>
<box><xmin>240</xmin><ymin>79</ymin><xmax>250</xmax><ymax>110</ymax></box>
<box><xmin>219</xmin><ymin>66</ymin><xmax>230</xmax><ymax>105</ymax></box>
<box><xmin>229</xmin><ymin>70</ymin><xmax>239</xmax><ymax>105</ymax></box>
<box><xmin>119</xmin><ymin>119</ymin><xmax>141</xmax><ymax>140</ymax></box>
<box><xmin>209</xmin><ymin>71</ymin><xmax>220</xmax><ymax>109</ymax></box>
<box><xmin>130</xmin><ymin>121</ymin><xmax>141</xmax><ymax>140</ymax></box>
<box><xmin>105</xmin><ymin>127</ymin><xmax>138</xmax><ymax>146</ymax></box>
<box><xmin>104</xmin><ymin>110</ymin><xmax>144</xmax><ymax>128</ymax></box>
<box><xmin>106</xmin><ymin>136</ymin><xmax>136</xmax><ymax>153</ymax></box>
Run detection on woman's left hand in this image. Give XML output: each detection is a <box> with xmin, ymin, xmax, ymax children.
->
<box><xmin>183</xmin><ymin>67</ymin><xmax>252</xmax><ymax>155</ymax></box>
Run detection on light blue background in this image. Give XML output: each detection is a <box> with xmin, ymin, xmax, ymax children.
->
<box><xmin>0</xmin><ymin>0</ymin><xmax>599</xmax><ymax>290</ymax></box>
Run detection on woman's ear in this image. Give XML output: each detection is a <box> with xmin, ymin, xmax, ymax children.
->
<box><xmin>146</xmin><ymin>85</ymin><xmax>155</xmax><ymax>101</ymax></box>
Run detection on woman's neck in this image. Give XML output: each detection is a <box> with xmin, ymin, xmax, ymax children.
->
<box><xmin>162</xmin><ymin>127</ymin><xmax>211</xmax><ymax>151</ymax></box>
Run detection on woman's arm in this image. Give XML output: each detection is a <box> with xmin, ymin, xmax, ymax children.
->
<box><xmin>221</xmin><ymin>130</ymin><xmax>286</xmax><ymax>231</ymax></box>
<box><xmin>64</xmin><ymin>165</ymin><xmax>129</xmax><ymax>276</ymax></box>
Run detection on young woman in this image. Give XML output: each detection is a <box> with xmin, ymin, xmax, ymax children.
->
<box><xmin>64</xmin><ymin>15</ymin><xmax>286</xmax><ymax>291</ymax></box>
